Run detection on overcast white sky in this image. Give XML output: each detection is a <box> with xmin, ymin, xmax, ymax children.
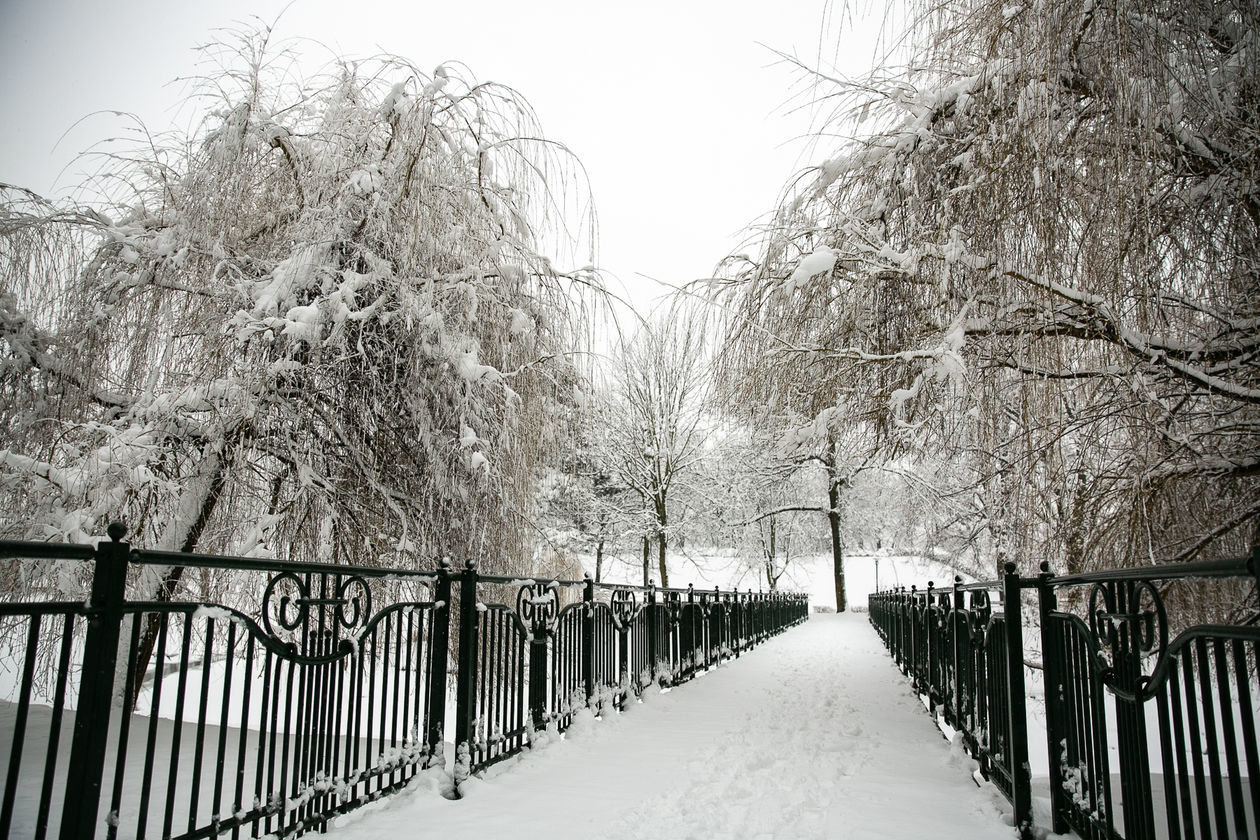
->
<box><xmin>0</xmin><ymin>0</ymin><xmax>886</xmax><ymax>314</ymax></box>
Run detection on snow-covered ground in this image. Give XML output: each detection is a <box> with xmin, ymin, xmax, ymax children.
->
<box><xmin>329</xmin><ymin>613</ymin><xmax>1017</xmax><ymax>839</ymax></box>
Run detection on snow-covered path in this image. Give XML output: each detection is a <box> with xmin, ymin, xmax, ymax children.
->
<box><xmin>332</xmin><ymin>614</ymin><xmax>1015</xmax><ymax>839</ymax></box>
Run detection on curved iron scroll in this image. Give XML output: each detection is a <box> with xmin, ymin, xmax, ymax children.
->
<box><xmin>1087</xmin><ymin>580</ymin><xmax>1168</xmax><ymax>692</ymax></box>
<box><xmin>663</xmin><ymin>591</ymin><xmax>683</xmax><ymax>626</ymax></box>
<box><xmin>968</xmin><ymin>590</ymin><xmax>992</xmax><ymax>639</ymax></box>
<box><xmin>262</xmin><ymin>572</ymin><xmax>372</xmax><ymax>655</ymax></box>
<box><xmin>610</xmin><ymin>588</ymin><xmax>637</xmax><ymax>630</ymax></box>
<box><xmin>516</xmin><ymin>582</ymin><xmax>559</xmax><ymax>635</ymax></box>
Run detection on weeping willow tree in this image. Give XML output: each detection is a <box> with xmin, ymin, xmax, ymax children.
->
<box><xmin>715</xmin><ymin>0</ymin><xmax>1259</xmax><ymax>584</ymax></box>
<box><xmin>0</xmin><ymin>26</ymin><xmax>599</xmax><ymax>604</ymax></box>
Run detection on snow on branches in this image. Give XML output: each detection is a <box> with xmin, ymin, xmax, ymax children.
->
<box><xmin>0</xmin><ymin>29</ymin><xmax>599</xmax><ymax>581</ymax></box>
<box><xmin>714</xmin><ymin>0</ymin><xmax>1259</xmax><ymax>571</ymax></box>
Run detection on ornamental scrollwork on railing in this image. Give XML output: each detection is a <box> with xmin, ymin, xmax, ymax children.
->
<box><xmin>932</xmin><ymin>590</ymin><xmax>950</xmax><ymax>633</ymax></box>
<box><xmin>1088</xmin><ymin>580</ymin><xmax>1168</xmax><ymax>690</ymax></box>
<box><xmin>664</xmin><ymin>591</ymin><xmax>682</xmax><ymax>626</ymax></box>
<box><xmin>262</xmin><ymin>571</ymin><xmax>372</xmax><ymax>656</ymax></box>
<box><xmin>516</xmin><ymin>582</ymin><xmax>559</xmax><ymax>636</ymax></box>
<box><xmin>967</xmin><ymin>589</ymin><xmax>992</xmax><ymax>639</ymax></box>
<box><xmin>610</xmin><ymin>588</ymin><xmax>637</xmax><ymax>630</ymax></box>
<box><xmin>688</xmin><ymin>584</ymin><xmax>710</xmax><ymax>618</ymax></box>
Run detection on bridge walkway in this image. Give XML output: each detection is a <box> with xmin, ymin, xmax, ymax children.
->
<box><xmin>332</xmin><ymin>613</ymin><xmax>1018</xmax><ymax>840</ymax></box>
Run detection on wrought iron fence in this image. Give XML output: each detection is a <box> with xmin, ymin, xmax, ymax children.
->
<box><xmin>0</xmin><ymin>526</ymin><xmax>808</xmax><ymax>839</ymax></box>
<box><xmin>869</xmin><ymin>553</ymin><xmax>1260</xmax><ymax>840</ymax></box>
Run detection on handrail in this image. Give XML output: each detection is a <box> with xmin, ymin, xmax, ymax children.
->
<box><xmin>868</xmin><ymin>553</ymin><xmax>1259</xmax><ymax>840</ymax></box>
<box><xmin>0</xmin><ymin>526</ymin><xmax>809</xmax><ymax>838</ymax></box>
<box><xmin>1042</xmin><ymin>553</ymin><xmax>1256</xmax><ymax>586</ymax></box>
<box><xmin>2</xmin><ymin>537</ymin><xmax>803</xmax><ymax>599</ymax></box>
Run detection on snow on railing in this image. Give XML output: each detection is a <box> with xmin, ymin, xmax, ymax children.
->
<box><xmin>868</xmin><ymin>552</ymin><xmax>1260</xmax><ymax>840</ymax></box>
<box><xmin>0</xmin><ymin>527</ymin><xmax>809</xmax><ymax>838</ymax></box>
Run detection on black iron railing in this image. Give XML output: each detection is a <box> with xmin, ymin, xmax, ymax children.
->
<box><xmin>869</xmin><ymin>554</ymin><xmax>1260</xmax><ymax>840</ymax></box>
<box><xmin>0</xmin><ymin>526</ymin><xmax>808</xmax><ymax>839</ymax></box>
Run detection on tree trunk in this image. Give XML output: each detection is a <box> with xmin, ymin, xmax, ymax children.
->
<box><xmin>828</xmin><ymin>476</ymin><xmax>846</xmax><ymax>612</ymax></box>
<box><xmin>595</xmin><ymin>538</ymin><xmax>604</xmax><ymax>583</ymax></box>
<box><xmin>655</xmin><ymin>498</ymin><xmax>669</xmax><ymax>588</ymax></box>
<box><xmin>657</xmin><ymin>533</ymin><xmax>669</xmax><ymax>589</ymax></box>
<box><xmin>642</xmin><ymin>535</ymin><xmax>650</xmax><ymax>587</ymax></box>
<box><xmin>129</xmin><ymin>448</ymin><xmax>230</xmax><ymax>712</ymax></box>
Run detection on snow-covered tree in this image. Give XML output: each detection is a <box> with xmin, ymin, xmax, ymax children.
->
<box><xmin>601</xmin><ymin>306</ymin><xmax>710</xmax><ymax>587</ymax></box>
<box><xmin>537</xmin><ymin>411</ymin><xmax>642</xmax><ymax>582</ymax></box>
<box><xmin>1</xmin><ymin>29</ymin><xmax>599</xmax><ymax>589</ymax></box>
<box><xmin>714</xmin><ymin>0</ymin><xmax>1259</xmax><ymax>573</ymax></box>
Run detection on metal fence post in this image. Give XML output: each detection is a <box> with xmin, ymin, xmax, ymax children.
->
<box><xmin>646</xmin><ymin>582</ymin><xmax>658</xmax><ymax>681</ymax></box>
<box><xmin>909</xmin><ymin>585</ymin><xmax>920</xmax><ymax>689</ymax></box>
<box><xmin>1112</xmin><ymin>581</ymin><xmax>1156</xmax><ymax>840</ymax></box>
<box><xmin>1035</xmin><ymin>562</ymin><xmax>1069</xmax><ymax>835</ymax></box>
<box><xmin>582</xmin><ymin>575</ymin><xmax>595</xmax><ymax>706</ymax></box>
<box><xmin>713</xmin><ymin>586</ymin><xmax>723</xmax><ymax>662</ymax></box>
<box><xmin>425</xmin><ymin>559</ymin><xmax>452</xmax><ymax>764</ymax></box>
<box><xmin>926</xmin><ymin>582</ymin><xmax>938</xmax><ymax>714</ymax></box>
<box><xmin>1001</xmin><ymin>562</ymin><xmax>1033</xmax><ymax>840</ymax></box>
<box><xmin>951</xmin><ymin>576</ymin><xmax>965</xmax><ymax>731</ymax></box>
<box><xmin>527</xmin><ymin>613</ymin><xmax>549</xmax><ymax>732</ymax></box>
<box><xmin>60</xmin><ymin>522</ymin><xmax>129</xmax><ymax>840</ymax></box>
<box><xmin>453</xmin><ymin>559</ymin><xmax>479</xmax><ymax>793</ymax></box>
<box><xmin>686</xmin><ymin>583</ymin><xmax>696</xmax><ymax>675</ymax></box>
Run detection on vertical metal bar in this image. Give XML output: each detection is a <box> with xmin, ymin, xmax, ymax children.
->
<box><xmin>1166</xmin><ymin>664</ymin><xmax>1197</xmax><ymax>840</ymax></box>
<box><xmin>925</xmin><ymin>582</ymin><xmax>937</xmax><ymax>715</ymax></box>
<box><xmin>292</xmin><ymin>575</ymin><xmax>312</xmax><ymax>822</ymax></box>
<box><xmin>136</xmin><ymin>614</ymin><xmax>170</xmax><ymax>840</ymax></box>
<box><xmin>1</xmin><ymin>616</ymin><xmax>41</xmax><ymax>837</ymax></box>
<box><xmin>1155</xmin><ymin>680</ymin><xmax>1183</xmax><ymax>840</ymax></box>
<box><xmin>188</xmin><ymin>616</ymin><xmax>216</xmax><ymax>833</ymax></box>
<box><xmin>1001</xmin><ymin>563</ymin><xmax>1033</xmax><ymax>839</ymax></box>
<box><xmin>1181</xmin><ymin>651</ymin><xmax>1212</xmax><ymax>840</ymax></box>
<box><xmin>646</xmin><ymin>585</ymin><xmax>658</xmax><ymax>681</ymax></box>
<box><xmin>345</xmin><ymin>629</ymin><xmax>363</xmax><ymax>805</ymax></box>
<box><xmin>390</xmin><ymin>609</ymin><xmax>404</xmax><ymax>781</ymax></box>
<box><xmin>1112</xmin><ymin>582</ymin><xmax>1156</xmax><ymax>840</ymax></box>
<box><xmin>1232</xmin><ymin>638</ymin><xmax>1260</xmax><ymax>828</ymax></box>
<box><xmin>329</xmin><ymin>624</ymin><xmax>346</xmax><ymax>798</ymax></box>
<box><xmin>161</xmin><ymin>611</ymin><xmax>194</xmax><ymax>838</ymax></box>
<box><xmin>453</xmin><ymin>560</ymin><xmax>479</xmax><ymax>793</ymax></box>
<box><xmin>426</xmin><ymin>562</ymin><xmax>452</xmax><ymax>764</ymax></box>
<box><xmin>1193</xmin><ymin>638</ymin><xmax>1229</xmax><ymax>835</ymax></box>
<box><xmin>377</xmin><ymin>611</ymin><xmax>394</xmax><ymax>793</ymax></box>
<box><xmin>400</xmin><ymin>607</ymin><xmax>415</xmax><ymax>779</ymax></box>
<box><xmin>59</xmin><ymin>525</ymin><xmax>129</xmax><ymax>840</ymax></box>
<box><xmin>277</xmin><ymin>660</ymin><xmax>296</xmax><ymax>834</ymax></box>
<box><xmin>262</xmin><ymin>653</ymin><xmax>282</xmax><ymax>835</ymax></box>
<box><xmin>515</xmin><ymin>625</ymin><xmax>526</xmax><ymax>752</ymax></box>
<box><xmin>303</xmin><ymin>576</ymin><xmax>324</xmax><ymax>823</ymax></box>
<box><xmin>213</xmin><ymin>621</ymin><xmax>237</xmax><ymax>834</ymax></box>
<box><xmin>108</xmin><ymin>616</ymin><xmax>144</xmax><ymax>840</ymax></box>
<box><xmin>1035</xmin><ymin>566</ymin><xmax>1069</xmax><ymax>835</ymax></box>
<box><xmin>34</xmin><ymin>612</ymin><xmax>75</xmax><ymax>840</ymax></box>
<box><xmin>483</xmin><ymin>608</ymin><xmax>496</xmax><ymax>760</ymax></box>
<box><xmin>528</xmin><ymin>603</ymin><xmax>549</xmax><ymax>732</ymax></box>
<box><xmin>490</xmin><ymin>609</ymin><xmax>502</xmax><ymax>756</ymax></box>
<box><xmin>364</xmin><ymin>624</ymin><xmax>378</xmax><ymax>796</ymax></box>
<box><xmin>582</xmin><ymin>576</ymin><xmax>595</xmax><ymax>707</ymax></box>
<box><xmin>951</xmin><ymin>579</ymin><xmax>964</xmax><ymax>732</ymax></box>
<box><xmin>1212</xmin><ymin>638</ymin><xmax>1248</xmax><ymax>837</ymax></box>
<box><xmin>248</xmin><ymin>644</ymin><xmax>271</xmax><ymax>837</ymax></box>
<box><xmin>551</xmin><ymin>610</ymin><xmax>563</xmax><ymax>723</ymax></box>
